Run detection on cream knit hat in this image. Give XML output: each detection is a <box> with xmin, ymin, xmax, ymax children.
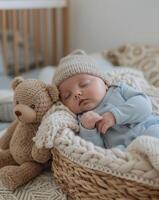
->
<box><xmin>53</xmin><ymin>49</ymin><xmax>109</xmax><ymax>87</ymax></box>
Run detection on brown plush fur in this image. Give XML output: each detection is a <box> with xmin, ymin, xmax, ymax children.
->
<box><xmin>0</xmin><ymin>77</ymin><xmax>59</xmax><ymax>190</ymax></box>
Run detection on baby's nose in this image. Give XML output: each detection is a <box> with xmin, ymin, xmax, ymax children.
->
<box><xmin>74</xmin><ymin>91</ymin><xmax>82</xmax><ymax>99</ymax></box>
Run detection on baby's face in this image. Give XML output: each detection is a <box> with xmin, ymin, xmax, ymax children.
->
<box><xmin>59</xmin><ymin>74</ymin><xmax>107</xmax><ymax>114</ymax></box>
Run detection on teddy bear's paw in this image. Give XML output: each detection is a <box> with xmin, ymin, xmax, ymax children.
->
<box><xmin>0</xmin><ymin>168</ymin><xmax>18</xmax><ymax>190</ymax></box>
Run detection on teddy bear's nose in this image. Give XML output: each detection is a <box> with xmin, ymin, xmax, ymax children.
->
<box><xmin>15</xmin><ymin>111</ymin><xmax>22</xmax><ymax>117</ymax></box>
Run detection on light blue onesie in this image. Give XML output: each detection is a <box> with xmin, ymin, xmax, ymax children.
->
<box><xmin>78</xmin><ymin>83</ymin><xmax>159</xmax><ymax>149</ymax></box>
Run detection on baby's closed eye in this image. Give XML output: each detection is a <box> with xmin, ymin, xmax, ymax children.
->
<box><xmin>79</xmin><ymin>80</ymin><xmax>91</xmax><ymax>87</ymax></box>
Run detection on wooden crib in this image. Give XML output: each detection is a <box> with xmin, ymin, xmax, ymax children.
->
<box><xmin>0</xmin><ymin>0</ymin><xmax>69</xmax><ymax>75</ymax></box>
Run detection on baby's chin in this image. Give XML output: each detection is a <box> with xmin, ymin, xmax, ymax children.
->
<box><xmin>80</xmin><ymin>103</ymin><xmax>97</xmax><ymax>113</ymax></box>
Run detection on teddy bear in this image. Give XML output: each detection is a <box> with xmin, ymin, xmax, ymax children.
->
<box><xmin>0</xmin><ymin>77</ymin><xmax>59</xmax><ymax>190</ymax></box>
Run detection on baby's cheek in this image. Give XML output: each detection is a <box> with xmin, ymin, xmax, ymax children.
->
<box><xmin>61</xmin><ymin>99</ymin><xmax>72</xmax><ymax>111</ymax></box>
<box><xmin>68</xmin><ymin>101</ymin><xmax>80</xmax><ymax>114</ymax></box>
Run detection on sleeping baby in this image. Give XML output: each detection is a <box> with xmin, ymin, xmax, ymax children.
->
<box><xmin>52</xmin><ymin>49</ymin><xmax>159</xmax><ymax>150</ymax></box>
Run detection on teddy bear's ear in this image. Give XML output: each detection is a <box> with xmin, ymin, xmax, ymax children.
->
<box><xmin>12</xmin><ymin>76</ymin><xmax>24</xmax><ymax>90</ymax></box>
<box><xmin>46</xmin><ymin>84</ymin><xmax>59</xmax><ymax>103</ymax></box>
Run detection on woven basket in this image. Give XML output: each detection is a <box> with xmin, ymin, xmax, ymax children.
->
<box><xmin>51</xmin><ymin>148</ymin><xmax>159</xmax><ymax>200</ymax></box>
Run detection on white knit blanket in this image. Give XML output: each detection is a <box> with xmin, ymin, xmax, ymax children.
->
<box><xmin>33</xmin><ymin>101</ymin><xmax>79</xmax><ymax>148</ymax></box>
<box><xmin>34</xmin><ymin>67</ymin><xmax>159</xmax><ymax>188</ymax></box>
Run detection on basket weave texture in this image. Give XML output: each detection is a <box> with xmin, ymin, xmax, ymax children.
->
<box><xmin>52</xmin><ymin>149</ymin><xmax>159</xmax><ymax>200</ymax></box>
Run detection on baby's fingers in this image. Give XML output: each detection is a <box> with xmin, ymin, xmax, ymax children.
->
<box><xmin>97</xmin><ymin>121</ymin><xmax>108</xmax><ymax>134</ymax></box>
<box><xmin>101</xmin><ymin>124</ymin><xmax>109</xmax><ymax>134</ymax></box>
<box><xmin>96</xmin><ymin>120</ymin><xmax>102</xmax><ymax>132</ymax></box>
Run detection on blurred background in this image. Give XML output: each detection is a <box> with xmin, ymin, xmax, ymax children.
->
<box><xmin>1</xmin><ymin>0</ymin><xmax>159</xmax><ymax>129</ymax></box>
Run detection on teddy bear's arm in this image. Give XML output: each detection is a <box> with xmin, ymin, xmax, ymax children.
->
<box><xmin>0</xmin><ymin>120</ymin><xmax>18</xmax><ymax>149</ymax></box>
<box><xmin>31</xmin><ymin>144</ymin><xmax>51</xmax><ymax>164</ymax></box>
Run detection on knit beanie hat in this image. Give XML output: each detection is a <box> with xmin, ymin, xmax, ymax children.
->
<box><xmin>53</xmin><ymin>49</ymin><xmax>109</xmax><ymax>87</ymax></box>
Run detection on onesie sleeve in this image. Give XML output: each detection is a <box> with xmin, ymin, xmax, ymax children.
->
<box><xmin>110</xmin><ymin>83</ymin><xmax>152</xmax><ymax>125</ymax></box>
<box><xmin>78</xmin><ymin>124</ymin><xmax>105</xmax><ymax>147</ymax></box>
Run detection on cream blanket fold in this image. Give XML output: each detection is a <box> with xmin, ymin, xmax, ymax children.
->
<box><xmin>33</xmin><ymin>101</ymin><xmax>79</xmax><ymax>148</ymax></box>
<box><xmin>127</xmin><ymin>136</ymin><xmax>159</xmax><ymax>172</ymax></box>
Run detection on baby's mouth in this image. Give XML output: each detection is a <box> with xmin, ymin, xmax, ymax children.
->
<box><xmin>79</xmin><ymin>99</ymin><xmax>89</xmax><ymax>106</ymax></box>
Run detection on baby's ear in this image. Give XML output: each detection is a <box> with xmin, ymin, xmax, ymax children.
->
<box><xmin>46</xmin><ymin>84</ymin><xmax>59</xmax><ymax>103</ymax></box>
<box><xmin>12</xmin><ymin>76</ymin><xmax>24</xmax><ymax>90</ymax></box>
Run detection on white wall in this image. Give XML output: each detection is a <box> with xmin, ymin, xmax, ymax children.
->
<box><xmin>69</xmin><ymin>0</ymin><xmax>159</xmax><ymax>53</ymax></box>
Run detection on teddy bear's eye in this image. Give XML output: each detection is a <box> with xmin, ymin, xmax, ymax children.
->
<box><xmin>16</xmin><ymin>101</ymin><xmax>19</xmax><ymax>105</ymax></box>
<box><xmin>30</xmin><ymin>104</ymin><xmax>35</xmax><ymax>109</ymax></box>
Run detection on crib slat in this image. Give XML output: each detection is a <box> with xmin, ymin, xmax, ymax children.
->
<box><xmin>33</xmin><ymin>9</ymin><xmax>38</xmax><ymax>67</ymax></box>
<box><xmin>7</xmin><ymin>11</ymin><xmax>12</xmax><ymax>30</ymax></box>
<box><xmin>52</xmin><ymin>8</ymin><xmax>57</xmax><ymax>64</ymax></box>
<box><xmin>62</xmin><ymin>0</ymin><xmax>69</xmax><ymax>56</ymax></box>
<box><xmin>0</xmin><ymin>11</ymin><xmax>2</xmax><ymax>29</ymax></box>
<box><xmin>33</xmin><ymin>9</ymin><xmax>41</xmax><ymax>68</ymax></box>
<box><xmin>22</xmin><ymin>10</ymin><xmax>29</xmax><ymax>72</ymax></box>
<box><xmin>12</xmin><ymin>10</ymin><xmax>19</xmax><ymax>75</ymax></box>
<box><xmin>36</xmin><ymin>10</ymin><xmax>41</xmax><ymax>66</ymax></box>
<box><xmin>43</xmin><ymin>9</ymin><xmax>49</xmax><ymax>65</ymax></box>
<box><xmin>1</xmin><ymin>10</ymin><xmax>8</xmax><ymax>74</ymax></box>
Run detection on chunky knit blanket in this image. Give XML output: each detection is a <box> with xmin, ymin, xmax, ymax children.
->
<box><xmin>33</xmin><ymin>67</ymin><xmax>159</xmax><ymax>188</ymax></box>
<box><xmin>33</xmin><ymin>101</ymin><xmax>79</xmax><ymax>148</ymax></box>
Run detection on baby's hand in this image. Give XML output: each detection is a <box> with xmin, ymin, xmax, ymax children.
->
<box><xmin>80</xmin><ymin>111</ymin><xmax>102</xmax><ymax>129</ymax></box>
<box><xmin>96</xmin><ymin>112</ymin><xmax>116</xmax><ymax>134</ymax></box>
